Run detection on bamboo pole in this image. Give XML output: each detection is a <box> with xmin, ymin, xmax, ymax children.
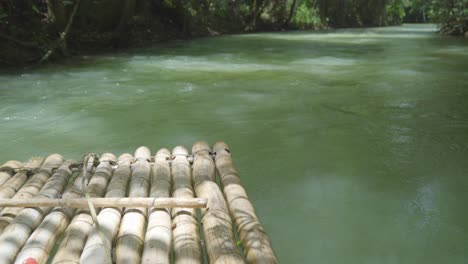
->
<box><xmin>192</xmin><ymin>141</ymin><xmax>245</xmax><ymax>264</ymax></box>
<box><xmin>0</xmin><ymin>160</ymin><xmax>23</xmax><ymax>187</ymax></box>
<box><xmin>0</xmin><ymin>154</ymin><xmax>64</xmax><ymax>232</ymax></box>
<box><xmin>51</xmin><ymin>153</ymin><xmax>116</xmax><ymax>264</ymax></box>
<box><xmin>171</xmin><ymin>146</ymin><xmax>203</xmax><ymax>264</ymax></box>
<box><xmin>52</xmin><ymin>214</ymin><xmax>92</xmax><ymax>264</ymax></box>
<box><xmin>14</xmin><ymin>171</ymin><xmax>84</xmax><ymax>264</ymax></box>
<box><xmin>213</xmin><ymin>142</ymin><xmax>278</xmax><ymax>264</ymax></box>
<box><xmin>0</xmin><ymin>157</ymin><xmax>44</xmax><ymax>199</ymax></box>
<box><xmin>0</xmin><ymin>160</ymin><xmax>73</xmax><ymax>264</ymax></box>
<box><xmin>0</xmin><ymin>197</ymin><xmax>206</xmax><ymax>209</ymax></box>
<box><xmin>0</xmin><ymin>160</ymin><xmax>23</xmax><ymax>170</ymax></box>
<box><xmin>0</xmin><ymin>160</ymin><xmax>24</xmax><ymax>232</ymax></box>
<box><xmin>80</xmin><ymin>153</ymin><xmax>133</xmax><ymax>264</ymax></box>
<box><xmin>85</xmin><ymin>153</ymin><xmax>116</xmax><ymax>197</ymax></box>
<box><xmin>115</xmin><ymin>146</ymin><xmax>151</xmax><ymax>264</ymax></box>
<box><xmin>3</xmin><ymin>154</ymin><xmax>64</xmax><ymax>202</ymax></box>
<box><xmin>142</xmin><ymin>148</ymin><xmax>172</xmax><ymax>264</ymax></box>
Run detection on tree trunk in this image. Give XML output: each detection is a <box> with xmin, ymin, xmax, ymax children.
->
<box><xmin>246</xmin><ymin>0</ymin><xmax>265</xmax><ymax>31</ymax></box>
<box><xmin>77</xmin><ymin>0</ymin><xmax>92</xmax><ymax>29</ymax></box>
<box><xmin>316</xmin><ymin>0</ymin><xmax>329</xmax><ymax>26</ymax></box>
<box><xmin>46</xmin><ymin>0</ymin><xmax>67</xmax><ymax>32</ymax></box>
<box><xmin>113</xmin><ymin>0</ymin><xmax>136</xmax><ymax>47</ymax></box>
<box><xmin>283</xmin><ymin>0</ymin><xmax>297</xmax><ymax>28</ymax></box>
<box><xmin>39</xmin><ymin>0</ymin><xmax>81</xmax><ymax>63</ymax></box>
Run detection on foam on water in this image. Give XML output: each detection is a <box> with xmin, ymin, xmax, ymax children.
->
<box><xmin>126</xmin><ymin>55</ymin><xmax>285</xmax><ymax>72</ymax></box>
<box><xmin>292</xmin><ymin>56</ymin><xmax>359</xmax><ymax>66</ymax></box>
<box><xmin>240</xmin><ymin>25</ymin><xmax>437</xmax><ymax>44</ymax></box>
<box><xmin>433</xmin><ymin>46</ymin><xmax>468</xmax><ymax>56</ymax></box>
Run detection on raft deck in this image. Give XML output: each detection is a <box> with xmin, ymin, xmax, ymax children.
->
<box><xmin>0</xmin><ymin>141</ymin><xmax>277</xmax><ymax>264</ymax></box>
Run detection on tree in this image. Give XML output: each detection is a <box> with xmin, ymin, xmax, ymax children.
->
<box><xmin>429</xmin><ymin>0</ymin><xmax>468</xmax><ymax>35</ymax></box>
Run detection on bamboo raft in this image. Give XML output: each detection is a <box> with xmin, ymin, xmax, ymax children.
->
<box><xmin>0</xmin><ymin>141</ymin><xmax>277</xmax><ymax>264</ymax></box>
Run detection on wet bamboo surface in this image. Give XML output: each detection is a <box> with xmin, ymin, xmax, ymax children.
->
<box><xmin>0</xmin><ymin>142</ymin><xmax>276</xmax><ymax>264</ymax></box>
<box><xmin>142</xmin><ymin>148</ymin><xmax>172</xmax><ymax>264</ymax></box>
<box><xmin>192</xmin><ymin>142</ymin><xmax>244</xmax><ymax>264</ymax></box>
<box><xmin>80</xmin><ymin>153</ymin><xmax>132</xmax><ymax>264</ymax></box>
<box><xmin>14</xmin><ymin>171</ymin><xmax>84</xmax><ymax>264</ymax></box>
<box><xmin>0</xmin><ymin>160</ymin><xmax>23</xmax><ymax>187</ymax></box>
<box><xmin>0</xmin><ymin>157</ymin><xmax>44</xmax><ymax>200</ymax></box>
<box><xmin>0</xmin><ymin>154</ymin><xmax>64</xmax><ymax>233</ymax></box>
<box><xmin>52</xmin><ymin>153</ymin><xmax>116</xmax><ymax>264</ymax></box>
<box><xmin>171</xmin><ymin>146</ymin><xmax>202</xmax><ymax>264</ymax></box>
<box><xmin>213</xmin><ymin>142</ymin><xmax>278</xmax><ymax>264</ymax></box>
<box><xmin>0</xmin><ymin>160</ymin><xmax>73</xmax><ymax>263</ymax></box>
<box><xmin>115</xmin><ymin>147</ymin><xmax>152</xmax><ymax>264</ymax></box>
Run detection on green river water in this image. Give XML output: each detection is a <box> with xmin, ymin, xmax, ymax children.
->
<box><xmin>1</xmin><ymin>24</ymin><xmax>468</xmax><ymax>263</ymax></box>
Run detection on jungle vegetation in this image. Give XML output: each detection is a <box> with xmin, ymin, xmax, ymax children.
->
<box><xmin>0</xmin><ymin>0</ymin><xmax>467</xmax><ymax>66</ymax></box>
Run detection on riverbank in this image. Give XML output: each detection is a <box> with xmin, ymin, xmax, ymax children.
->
<box><xmin>3</xmin><ymin>1</ymin><xmax>466</xmax><ymax>69</ymax></box>
<box><xmin>0</xmin><ymin>0</ymin><xmax>468</xmax><ymax>67</ymax></box>
<box><xmin>0</xmin><ymin>1</ymin><xmax>307</xmax><ymax>68</ymax></box>
<box><xmin>0</xmin><ymin>13</ymin><xmax>208</xmax><ymax>68</ymax></box>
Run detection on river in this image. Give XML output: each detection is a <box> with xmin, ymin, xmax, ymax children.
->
<box><xmin>1</xmin><ymin>24</ymin><xmax>468</xmax><ymax>263</ymax></box>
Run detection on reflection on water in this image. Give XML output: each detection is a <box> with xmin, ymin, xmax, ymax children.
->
<box><xmin>1</xmin><ymin>24</ymin><xmax>468</xmax><ymax>263</ymax></box>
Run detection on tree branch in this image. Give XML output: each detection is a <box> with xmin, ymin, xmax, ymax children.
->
<box><xmin>39</xmin><ymin>0</ymin><xmax>81</xmax><ymax>64</ymax></box>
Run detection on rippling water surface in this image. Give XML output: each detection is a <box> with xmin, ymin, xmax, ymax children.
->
<box><xmin>1</xmin><ymin>24</ymin><xmax>468</xmax><ymax>263</ymax></box>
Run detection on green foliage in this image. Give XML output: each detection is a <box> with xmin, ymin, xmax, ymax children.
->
<box><xmin>402</xmin><ymin>0</ymin><xmax>467</xmax><ymax>34</ymax></box>
<box><xmin>163</xmin><ymin>0</ymin><xmax>176</xmax><ymax>8</ymax></box>
<box><xmin>0</xmin><ymin>7</ymin><xmax>7</xmax><ymax>22</ymax></box>
<box><xmin>293</xmin><ymin>1</ymin><xmax>322</xmax><ymax>29</ymax></box>
<box><xmin>386</xmin><ymin>0</ymin><xmax>406</xmax><ymax>25</ymax></box>
<box><xmin>62</xmin><ymin>0</ymin><xmax>75</xmax><ymax>7</ymax></box>
<box><xmin>31</xmin><ymin>4</ymin><xmax>41</xmax><ymax>15</ymax></box>
<box><xmin>428</xmin><ymin>0</ymin><xmax>468</xmax><ymax>35</ymax></box>
<box><xmin>403</xmin><ymin>0</ymin><xmax>429</xmax><ymax>22</ymax></box>
<box><xmin>315</xmin><ymin>0</ymin><xmax>394</xmax><ymax>27</ymax></box>
<box><xmin>2</xmin><ymin>0</ymin><xmax>468</xmax><ymax>66</ymax></box>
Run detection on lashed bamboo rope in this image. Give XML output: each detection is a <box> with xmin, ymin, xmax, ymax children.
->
<box><xmin>115</xmin><ymin>146</ymin><xmax>152</xmax><ymax>264</ymax></box>
<box><xmin>80</xmin><ymin>153</ymin><xmax>133</xmax><ymax>264</ymax></box>
<box><xmin>14</xmin><ymin>171</ymin><xmax>84</xmax><ymax>264</ymax></box>
<box><xmin>0</xmin><ymin>157</ymin><xmax>44</xmax><ymax>199</ymax></box>
<box><xmin>0</xmin><ymin>160</ymin><xmax>74</xmax><ymax>264</ymax></box>
<box><xmin>51</xmin><ymin>153</ymin><xmax>115</xmax><ymax>264</ymax></box>
<box><xmin>192</xmin><ymin>141</ymin><xmax>245</xmax><ymax>264</ymax></box>
<box><xmin>142</xmin><ymin>148</ymin><xmax>172</xmax><ymax>264</ymax></box>
<box><xmin>213</xmin><ymin>142</ymin><xmax>277</xmax><ymax>264</ymax></box>
<box><xmin>171</xmin><ymin>146</ymin><xmax>203</xmax><ymax>264</ymax></box>
<box><xmin>0</xmin><ymin>154</ymin><xmax>64</xmax><ymax>232</ymax></box>
<box><xmin>0</xmin><ymin>160</ymin><xmax>23</xmax><ymax>187</ymax></box>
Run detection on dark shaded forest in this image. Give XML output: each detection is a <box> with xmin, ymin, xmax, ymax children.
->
<box><xmin>1</xmin><ymin>0</ymin><xmax>467</xmax><ymax>67</ymax></box>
